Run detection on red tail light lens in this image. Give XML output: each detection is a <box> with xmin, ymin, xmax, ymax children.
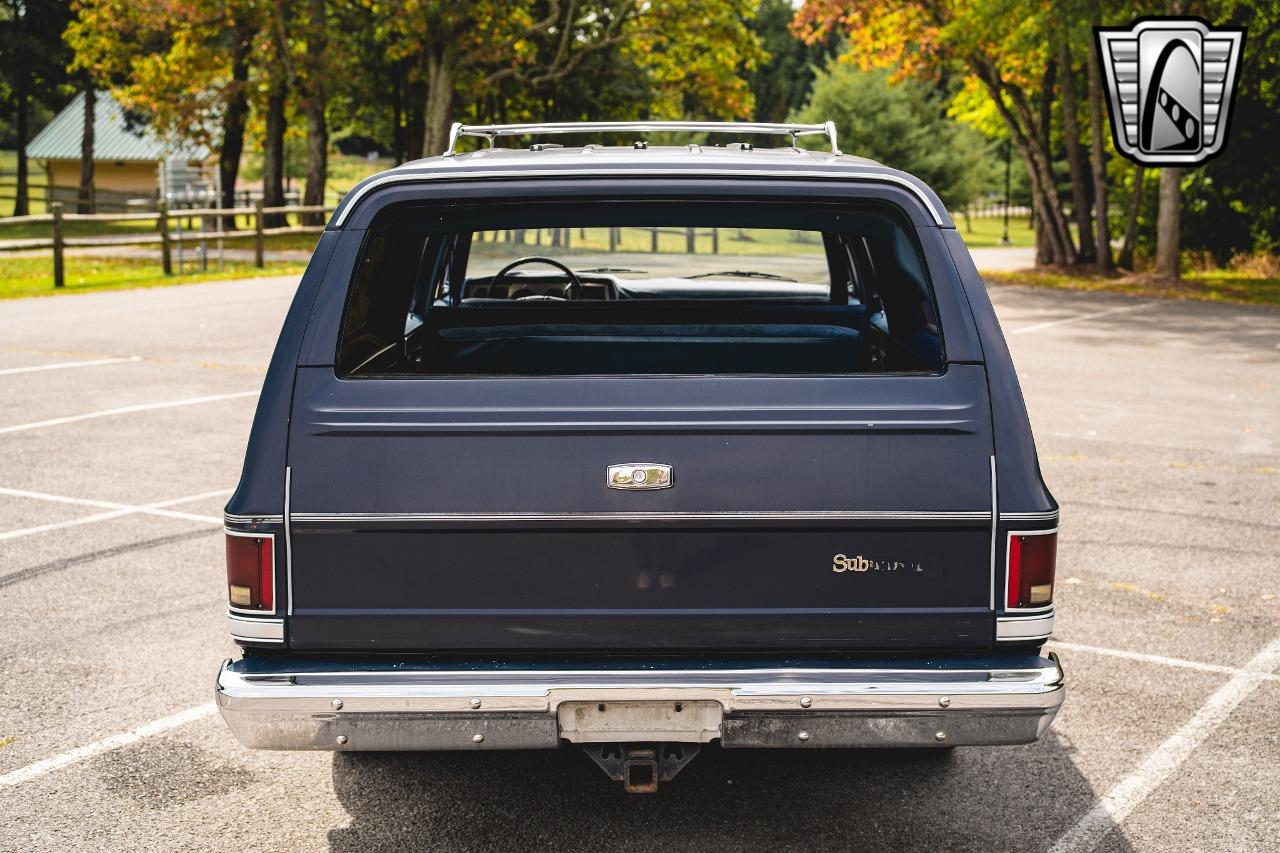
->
<box><xmin>226</xmin><ymin>533</ymin><xmax>274</xmax><ymax>611</ymax></box>
<box><xmin>1006</xmin><ymin>531</ymin><xmax>1057</xmax><ymax>609</ymax></box>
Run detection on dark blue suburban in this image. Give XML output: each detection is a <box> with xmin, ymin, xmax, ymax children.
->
<box><xmin>216</xmin><ymin>121</ymin><xmax>1062</xmax><ymax>792</ymax></box>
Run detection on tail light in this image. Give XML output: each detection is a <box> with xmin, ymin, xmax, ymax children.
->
<box><xmin>226</xmin><ymin>533</ymin><xmax>274</xmax><ymax>611</ymax></box>
<box><xmin>1006</xmin><ymin>530</ymin><xmax>1057</xmax><ymax>609</ymax></box>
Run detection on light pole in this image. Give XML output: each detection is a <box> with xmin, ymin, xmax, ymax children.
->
<box><xmin>1001</xmin><ymin>139</ymin><xmax>1012</xmax><ymax>246</ymax></box>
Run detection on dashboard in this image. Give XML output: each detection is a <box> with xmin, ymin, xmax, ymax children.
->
<box><xmin>463</xmin><ymin>272</ymin><xmax>617</xmax><ymax>301</ymax></box>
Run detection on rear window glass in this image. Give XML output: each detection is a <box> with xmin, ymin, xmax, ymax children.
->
<box><xmin>338</xmin><ymin>200</ymin><xmax>943</xmax><ymax>377</ymax></box>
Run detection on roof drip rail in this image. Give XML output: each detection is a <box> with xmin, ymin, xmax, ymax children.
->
<box><xmin>443</xmin><ymin>121</ymin><xmax>842</xmax><ymax>157</ymax></box>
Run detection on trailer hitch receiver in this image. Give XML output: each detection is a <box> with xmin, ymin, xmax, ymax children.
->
<box><xmin>584</xmin><ymin>743</ymin><xmax>701</xmax><ymax>793</ymax></box>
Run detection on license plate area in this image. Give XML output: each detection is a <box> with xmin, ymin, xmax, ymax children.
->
<box><xmin>556</xmin><ymin>700</ymin><xmax>723</xmax><ymax>743</ymax></box>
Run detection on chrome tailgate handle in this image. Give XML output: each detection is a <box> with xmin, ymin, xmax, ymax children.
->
<box><xmin>607</xmin><ymin>463</ymin><xmax>672</xmax><ymax>490</ymax></box>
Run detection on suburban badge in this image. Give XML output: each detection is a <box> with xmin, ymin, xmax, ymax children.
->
<box><xmin>832</xmin><ymin>554</ymin><xmax>924</xmax><ymax>573</ymax></box>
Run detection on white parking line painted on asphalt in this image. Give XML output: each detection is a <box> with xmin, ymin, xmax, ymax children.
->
<box><xmin>0</xmin><ymin>486</ymin><xmax>225</xmax><ymax>525</ymax></box>
<box><xmin>1049</xmin><ymin>640</ymin><xmax>1280</xmax><ymax>683</ymax></box>
<box><xmin>0</xmin><ymin>488</ymin><xmax>231</xmax><ymax>541</ymax></box>
<box><xmin>1009</xmin><ymin>302</ymin><xmax>1154</xmax><ymax>335</ymax></box>
<box><xmin>0</xmin><ymin>703</ymin><xmax>216</xmax><ymax>790</ymax></box>
<box><xmin>1048</xmin><ymin>636</ymin><xmax>1280</xmax><ymax>853</ymax></box>
<box><xmin>0</xmin><ymin>390</ymin><xmax>257</xmax><ymax>435</ymax></box>
<box><xmin>0</xmin><ymin>356</ymin><xmax>142</xmax><ymax>376</ymax></box>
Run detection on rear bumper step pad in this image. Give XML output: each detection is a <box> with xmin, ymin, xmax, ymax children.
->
<box><xmin>215</xmin><ymin>655</ymin><xmax>1064</xmax><ymax>750</ymax></box>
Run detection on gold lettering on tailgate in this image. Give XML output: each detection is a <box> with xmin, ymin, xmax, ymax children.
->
<box><xmin>832</xmin><ymin>554</ymin><xmax>923</xmax><ymax>573</ymax></box>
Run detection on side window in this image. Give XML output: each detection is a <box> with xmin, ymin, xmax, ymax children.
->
<box><xmin>892</xmin><ymin>229</ymin><xmax>939</xmax><ymax>332</ymax></box>
<box><xmin>337</xmin><ymin>233</ymin><xmax>425</xmax><ymax>375</ymax></box>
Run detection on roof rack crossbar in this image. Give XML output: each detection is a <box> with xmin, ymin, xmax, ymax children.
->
<box><xmin>443</xmin><ymin>121</ymin><xmax>841</xmax><ymax>157</ymax></box>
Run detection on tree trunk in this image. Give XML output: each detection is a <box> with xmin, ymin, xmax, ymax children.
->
<box><xmin>423</xmin><ymin>46</ymin><xmax>454</xmax><ymax>156</ymax></box>
<box><xmin>302</xmin><ymin>106</ymin><xmax>327</xmax><ymax>225</ymax></box>
<box><xmin>1057</xmin><ymin>38</ymin><xmax>1095</xmax><ymax>264</ymax></box>
<box><xmin>1085</xmin><ymin>11</ymin><xmax>1112</xmax><ymax>271</ymax></box>
<box><xmin>1155</xmin><ymin>167</ymin><xmax>1181</xmax><ymax>279</ymax></box>
<box><xmin>973</xmin><ymin>61</ymin><xmax>1074</xmax><ymax>265</ymax></box>
<box><xmin>1011</xmin><ymin>88</ymin><xmax>1077</xmax><ymax>265</ymax></box>
<box><xmin>77</xmin><ymin>86</ymin><xmax>95</xmax><ymax>214</ymax></box>
<box><xmin>219</xmin><ymin>23</ymin><xmax>253</xmax><ymax>230</ymax></box>
<box><xmin>12</xmin><ymin>79</ymin><xmax>30</xmax><ymax>216</ymax></box>
<box><xmin>391</xmin><ymin>60</ymin><xmax>406</xmax><ymax>164</ymax></box>
<box><xmin>301</xmin><ymin>0</ymin><xmax>329</xmax><ymax>226</ymax></box>
<box><xmin>1119</xmin><ymin>166</ymin><xmax>1144</xmax><ymax>270</ymax></box>
<box><xmin>405</xmin><ymin>72</ymin><xmax>425</xmax><ymax>161</ymax></box>
<box><xmin>1154</xmin><ymin>0</ymin><xmax>1187</xmax><ymax>279</ymax></box>
<box><xmin>262</xmin><ymin>74</ymin><xmax>288</xmax><ymax>228</ymax></box>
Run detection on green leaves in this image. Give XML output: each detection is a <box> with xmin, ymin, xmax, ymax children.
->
<box><xmin>792</xmin><ymin>62</ymin><xmax>997</xmax><ymax>209</ymax></box>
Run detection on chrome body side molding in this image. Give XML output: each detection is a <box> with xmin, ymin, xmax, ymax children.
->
<box><xmin>224</xmin><ymin>513</ymin><xmax>284</xmax><ymax>526</ymax></box>
<box><xmin>289</xmin><ymin>509</ymin><xmax>992</xmax><ymax>524</ymax></box>
<box><xmin>1000</xmin><ymin>510</ymin><xmax>1060</xmax><ymax>523</ymax></box>
<box><xmin>989</xmin><ymin>454</ymin><xmax>998</xmax><ymax>610</ymax></box>
<box><xmin>216</xmin><ymin>655</ymin><xmax>1064</xmax><ymax>751</ymax></box>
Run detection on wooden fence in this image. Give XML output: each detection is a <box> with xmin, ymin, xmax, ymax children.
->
<box><xmin>0</xmin><ymin>200</ymin><xmax>335</xmax><ymax>287</ymax></box>
<box><xmin>475</xmin><ymin>226</ymin><xmax>728</xmax><ymax>254</ymax></box>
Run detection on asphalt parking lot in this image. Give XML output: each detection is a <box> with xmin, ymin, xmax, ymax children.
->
<box><xmin>0</xmin><ymin>272</ymin><xmax>1277</xmax><ymax>851</ymax></box>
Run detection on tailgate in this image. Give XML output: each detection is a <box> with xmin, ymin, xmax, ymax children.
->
<box><xmin>285</xmin><ymin>366</ymin><xmax>995</xmax><ymax>651</ymax></box>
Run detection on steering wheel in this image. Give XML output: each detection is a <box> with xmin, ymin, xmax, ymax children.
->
<box><xmin>491</xmin><ymin>256</ymin><xmax>583</xmax><ymax>300</ymax></box>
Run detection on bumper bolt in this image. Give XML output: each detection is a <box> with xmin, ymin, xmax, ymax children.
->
<box><xmin>470</xmin><ymin>698</ymin><xmax>482</xmax><ymax>709</ymax></box>
<box><xmin>938</xmin><ymin>696</ymin><xmax>951</xmax><ymax>708</ymax></box>
<box><xmin>331</xmin><ymin>699</ymin><xmax>343</xmax><ymax>710</ymax></box>
<box><xmin>472</xmin><ymin>733</ymin><xmax>485</xmax><ymax>744</ymax></box>
<box><xmin>336</xmin><ymin>735</ymin><xmax>348</xmax><ymax>745</ymax></box>
<box><xmin>935</xmin><ymin>731</ymin><xmax>947</xmax><ymax>742</ymax></box>
<box><xmin>799</xmin><ymin>696</ymin><xmax>812</xmax><ymax>708</ymax></box>
<box><xmin>798</xmin><ymin>731</ymin><xmax>810</xmax><ymax>742</ymax></box>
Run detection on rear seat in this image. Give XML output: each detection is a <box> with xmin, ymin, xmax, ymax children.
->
<box><xmin>433</xmin><ymin>323</ymin><xmax>865</xmax><ymax>375</ymax></box>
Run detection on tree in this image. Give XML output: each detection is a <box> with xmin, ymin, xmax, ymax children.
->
<box><xmin>1155</xmin><ymin>167</ymin><xmax>1182</xmax><ymax>277</ymax></box>
<box><xmin>0</xmin><ymin>0</ymin><xmax>73</xmax><ymax>215</ymax></box>
<box><xmin>77</xmin><ymin>83</ymin><xmax>94</xmax><ymax>213</ymax></box>
<box><xmin>791</xmin><ymin>63</ymin><xmax>995</xmax><ymax>210</ymax></box>
<box><xmin>220</xmin><ymin>9</ymin><xmax>256</xmax><ymax>221</ymax></box>
<box><xmin>66</xmin><ymin>0</ymin><xmax>266</xmax><ymax>220</ymax></box>
<box><xmin>749</xmin><ymin>0</ymin><xmax>840</xmax><ymax>123</ymax></box>
<box><xmin>1084</xmin><ymin>1</ymin><xmax>1111</xmax><ymax>271</ymax></box>
<box><xmin>381</xmin><ymin>0</ymin><xmax>765</xmax><ymax>156</ymax></box>
<box><xmin>301</xmin><ymin>0</ymin><xmax>327</xmax><ymax>218</ymax></box>
<box><xmin>1178</xmin><ymin>0</ymin><xmax>1280</xmax><ymax>264</ymax></box>
<box><xmin>1118</xmin><ymin>165</ymin><xmax>1145</xmax><ymax>271</ymax></box>
<box><xmin>327</xmin><ymin>2</ymin><xmax>410</xmax><ymax>162</ymax></box>
<box><xmin>272</xmin><ymin>0</ymin><xmax>331</xmax><ymax>224</ymax></box>
<box><xmin>261</xmin><ymin>2</ymin><xmax>289</xmax><ymax>227</ymax></box>
<box><xmin>794</xmin><ymin>0</ymin><xmax>1081</xmax><ymax>265</ymax></box>
<box><xmin>1056</xmin><ymin>33</ymin><xmax>1096</xmax><ymax>263</ymax></box>
<box><xmin>1154</xmin><ymin>0</ymin><xmax>1187</xmax><ymax>280</ymax></box>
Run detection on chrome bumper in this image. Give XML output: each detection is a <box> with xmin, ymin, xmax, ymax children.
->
<box><xmin>215</xmin><ymin>654</ymin><xmax>1064</xmax><ymax>751</ymax></box>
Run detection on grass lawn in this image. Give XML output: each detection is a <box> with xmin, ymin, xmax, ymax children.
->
<box><xmin>953</xmin><ymin>214</ymin><xmax>1038</xmax><ymax>249</ymax></box>
<box><xmin>0</xmin><ymin>254</ymin><xmax>306</xmax><ymax>300</ymax></box>
<box><xmin>985</xmin><ymin>267</ymin><xmax>1280</xmax><ymax>308</ymax></box>
<box><xmin>326</xmin><ymin>153</ymin><xmax>396</xmax><ymax>199</ymax></box>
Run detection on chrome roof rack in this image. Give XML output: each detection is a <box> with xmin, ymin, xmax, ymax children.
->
<box><xmin>443</xmin><ymin>121</ymin><xmax>842</xmax><ymax>157</ymax></box>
